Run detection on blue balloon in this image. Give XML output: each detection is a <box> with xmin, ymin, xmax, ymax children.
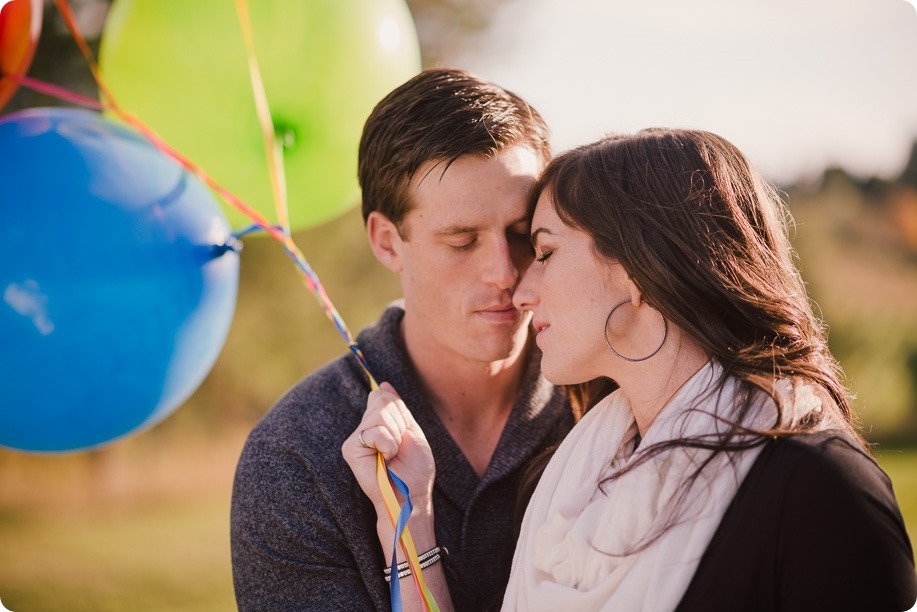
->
<box><xmin>0</xmin><ymin>108</ymin><xmax>240</xmax><ymax>452</ymax></box>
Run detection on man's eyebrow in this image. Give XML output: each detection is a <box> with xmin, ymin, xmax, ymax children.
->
<box><xmin>434</xmin><ymin>225</ymin><xmax>480</xmax><ymax>236</ymax></box>
<box><xmin>434</xmin><ymin>216</ymin><xmax>529</xmax><ymax>236</ymax></box>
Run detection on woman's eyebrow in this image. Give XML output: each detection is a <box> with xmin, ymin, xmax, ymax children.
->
<box><xmin>530</xmin><ymin>227</ymin><xmax>555</xmax><ymax>245</ymax></box>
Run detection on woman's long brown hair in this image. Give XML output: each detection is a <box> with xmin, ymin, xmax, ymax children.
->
<box><xmin>514</xmin><ymin>128</ymin><xmax>863</xmax><ymax>553</ymax></box>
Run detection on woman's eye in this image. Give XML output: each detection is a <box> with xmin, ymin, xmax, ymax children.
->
<box><xmin>536</xmin><ymin>250</ymin><xmax>552</xmax><ymax>263</ymax></box>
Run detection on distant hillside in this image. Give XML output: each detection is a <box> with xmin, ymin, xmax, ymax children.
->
<box><xmin>783</xmin><ymin>143</ymin><xmax>917</xmax><ymax>442</ymax></box>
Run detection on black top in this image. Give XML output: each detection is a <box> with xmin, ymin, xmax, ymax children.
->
<box><xmin>230</xmin><ymin>304</ymin><xmax>573</xmax><ymax>611</ymax></box>
<box><xmin>677</xmin><ymin>431</ymin><xmax>917</xmax><ymax>612</ymax></box>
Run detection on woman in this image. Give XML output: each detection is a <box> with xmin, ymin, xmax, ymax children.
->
<box><xmin>344</xmin><ymin>129</ymin><xmax>917</xmax><ymax>611</ymax></box>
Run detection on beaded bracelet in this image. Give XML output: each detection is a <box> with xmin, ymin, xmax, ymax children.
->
<box><xmin>383</xmin><ymin>546</ymin><xmax>448</xmax><ymax>582</ymax></box>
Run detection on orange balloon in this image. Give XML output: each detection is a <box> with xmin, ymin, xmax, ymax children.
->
<box><xmin>0</xmin><ymin>0</ymin><xmax>42</xmax><ymax>111</ymax></box>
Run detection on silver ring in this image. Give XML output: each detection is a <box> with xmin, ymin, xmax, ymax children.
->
<box><xmin>358</xmin><ymin>429</ymin><xmax>370</xmax><ymax>449</ymax></box>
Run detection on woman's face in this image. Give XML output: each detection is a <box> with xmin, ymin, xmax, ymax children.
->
<box><xmin>513</xmin><ymin>193</ymin><xmax>633</xmax><ymax>385</ymax></box>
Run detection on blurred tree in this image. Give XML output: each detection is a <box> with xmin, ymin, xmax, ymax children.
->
<box><xmin>899</xmin><ymin>141</ymin><xmax>917</xmax><ymax>188</ymax></box>
<box><xmin>3</xmin><ymin>0</ymin><xmax>106</xmax><ymax>112</ymax></box>
<box><xmin>405</xmin><ymin>0</ymin><xmax>508</xmax><ymax>65</ymax></box>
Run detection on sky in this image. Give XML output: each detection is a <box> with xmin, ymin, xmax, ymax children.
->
<box><xmin>457</xmin><ymin>0</ymin><xmax>917</xmax><ymax>184</ymax></box>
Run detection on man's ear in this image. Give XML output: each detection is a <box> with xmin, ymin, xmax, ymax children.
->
<box><xmin>366</xmin><ymin>211</ymin><xmax>404</xmax><ymax>273</ymax></box>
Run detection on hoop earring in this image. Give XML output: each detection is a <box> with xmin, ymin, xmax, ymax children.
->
<box><xmin>603</xmin><ymin>299</ymin><xmax>668</xmax><ymax>362</ymax></box>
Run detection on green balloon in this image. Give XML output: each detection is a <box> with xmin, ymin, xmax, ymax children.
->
<box><xmin>99</xmin><ymin>0</ymin><xmax>421</xmax><ymax>230</ymax></box>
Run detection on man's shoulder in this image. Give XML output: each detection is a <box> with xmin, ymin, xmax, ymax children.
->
<box><xmin>230</xmin><ymin>349</ymin><xmax>391</xmax><ymax>612</ymax></box>
<box><xmin>245</xmin><ymin>353</ymin><xmax>370</xmax><ymax>459</ymax></box>
<box><xmin>245</xmin><ymin>304</ymin><xmax>406</xmax><ymax>458</ymax></box>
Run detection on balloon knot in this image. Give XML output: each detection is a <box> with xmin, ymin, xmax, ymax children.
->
<box><xmin>212</xmin><ymin>236</ymin><xmax>243</xmax><ymax>257</ymax></box>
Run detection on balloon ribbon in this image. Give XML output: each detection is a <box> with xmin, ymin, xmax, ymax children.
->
<box><xmin>231</xmin><ymin>3</ymin><xmax>437</xmax><ymax>607</ymax></box>
<box><xmin>34</xmin><ymin>2</ymin><xmax>439</xmax><ymax>610</ymax></box>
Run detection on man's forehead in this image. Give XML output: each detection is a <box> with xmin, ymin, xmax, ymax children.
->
<box><xmin>409</xmin><ymin>147</ymin><xmax>541</xmax><ymax>189</ymax></box>
<box><xmin>408</xmin><ymin>155</ymin><xmax>478</xmax><ymax>192</ymax></box>
<box><xmin>399</xmin><ymin>146</ymin><xmax>539</xmax><ymax>233</ymax></box>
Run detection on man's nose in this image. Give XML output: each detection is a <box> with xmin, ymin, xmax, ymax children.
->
<box><xmin>482</xmin><ymin>238</ymin><xmax>518</xmax><ymax>290</ymax></box>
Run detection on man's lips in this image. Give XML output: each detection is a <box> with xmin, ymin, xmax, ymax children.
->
<box><xmin>476</xmin><ymin>304</ymin><xmax>521</xmax><ymax>322</ymax></box>
<box><xmin>480</xmin><ymin>304</ymin><xmax>516</xmax><ymax>313</ymax></box>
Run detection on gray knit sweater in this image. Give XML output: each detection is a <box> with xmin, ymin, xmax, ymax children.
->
<box><xmin>230</xmin><ymin>304</ymin><xmax>572</xmax><ymax>611</ymax></box>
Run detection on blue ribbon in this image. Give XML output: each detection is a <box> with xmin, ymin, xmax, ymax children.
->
<box><xmin>387</xmin><ymin>468</ymin><xmax>413</xmax><ymax>612</ymax></box>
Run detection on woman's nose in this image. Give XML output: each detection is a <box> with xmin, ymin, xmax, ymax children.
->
<box><xmin>512</xmin><ymin>266</ymin><xmax>538</xmax><ymax>311</ymax></box>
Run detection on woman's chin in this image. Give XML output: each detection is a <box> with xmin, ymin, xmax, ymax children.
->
<box><xmin>540</xmin><ymin>358</ymin><xmax>588</xmax><ymax>387</ymax></box>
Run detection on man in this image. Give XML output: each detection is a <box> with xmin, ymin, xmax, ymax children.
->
<box><xmin>230</xmin><ymin>68</ymin><xmax>572</xmax><ymax>611</ymax></box>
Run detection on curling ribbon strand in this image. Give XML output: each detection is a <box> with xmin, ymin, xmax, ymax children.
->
<box><xmin>377</xmin><ymin>455</ymin><xmax>440</xmax><ymax>612</ymax></box>
<box><xmin>11</xmin><ymin>74</ymin><xmax>103</xmax><ymax>109</ymax></box>
<box><xmin>234</xmin><ymin>0</ymin><xmax>290</xmax><ymax>232</ymax></box>
<box><xmin>46</xmin><ymin>2</ymin><xmax>439</xmax><ymax>609</ymax></box>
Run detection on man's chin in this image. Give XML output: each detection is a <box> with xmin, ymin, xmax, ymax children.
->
<box><xmin>475</xmin><ymin>328</ymin><xmax>531</xmax><ymax>363</ymax></box>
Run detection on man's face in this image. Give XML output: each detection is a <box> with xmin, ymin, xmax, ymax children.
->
<box><xmin>396</xmin><ymin>145</ymin><xmax>542</xmax><ymax>365</ymax></box>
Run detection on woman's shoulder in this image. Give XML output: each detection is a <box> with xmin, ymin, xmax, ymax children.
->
<box><xmin>750</xmin><ymin>430</ymin><xmax>915</xmax><ymax>610</ymax></box>
<box><xmin>763</xmin><ymin>430</ymin><xmax>882</xmax><ymax>484</ymax></box>
<box><xmin>677</xmin><ymin>430</ymin><xmax>916</xmax><ymax>612</ymax></box>
<box><xmin>748</xmin><ymin>430</ymin><xmax>904</xmax><ymax>527</ymax></box>
<box><xmin>755</xmin><ymin>430</ymin><xmax>904</xmax><ymax>508</ymax></box>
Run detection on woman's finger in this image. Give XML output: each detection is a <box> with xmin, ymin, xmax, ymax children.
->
<box><xmin>376</xmin><ymin>382</ymin><xmax>417</xmax><ymax>436</ymax></box>
<box><xmin>365</xmin><ymin>388</ymin><xmax>393</xmax><ymax>419</ymax></box>
<box><xmin>363</xmin><ymin>389</ymin><xmax>401</xmax><ymax>425</ymax></box>
<box><xmin>383</xmin><ymin>397</ymin><xmax>408</xmax><ymax>436</ymax></box>
<box><xmin>378</xmin><ymin>406</ymin><xmax>404</xmax><ymax>449</ymax></box>
<box><xmin>394</xmin><ymin>398</ymin><xmax>426</xmax><ymax>442</ymax></box>
<box><xmin>359</xmin><ymin>425</ymin><xmax>399</xmax><ymax>459</ymax></box>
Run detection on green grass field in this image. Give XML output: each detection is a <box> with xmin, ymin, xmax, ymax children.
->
<box><xmin>1</xmin><ymin>445</ymin><xmax>914</xmax><ymax>611</ymax></box>
<box><xmin>0</xmin><ymin>431</ymin><xmax>244</xmax><ymax>612</ymax></box>
<box><xmin>877</xmin><ymin>449</ymin><xmax>917</xmax><ymax>543</ymax></box>
<box><xmin>0</xmin><ymin>499</ymin><xmax>235</xmax><ymax>612</ymax></box>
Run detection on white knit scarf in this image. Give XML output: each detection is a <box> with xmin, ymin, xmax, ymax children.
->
<box><xmin>502</xmin><ymin>361</ymin><xmax>824</xmax><ymax>611</ymax></box>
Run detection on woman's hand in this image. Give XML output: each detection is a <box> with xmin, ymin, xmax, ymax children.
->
<box><xmin>343</xmin><ymin>383</ymin><xmax>454</xmax><ymax>612</ymax></box>
<box><xmin>342</xmin><ymin>382</ymin><xmax>436</xmax><ymax>514</ymax></box>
